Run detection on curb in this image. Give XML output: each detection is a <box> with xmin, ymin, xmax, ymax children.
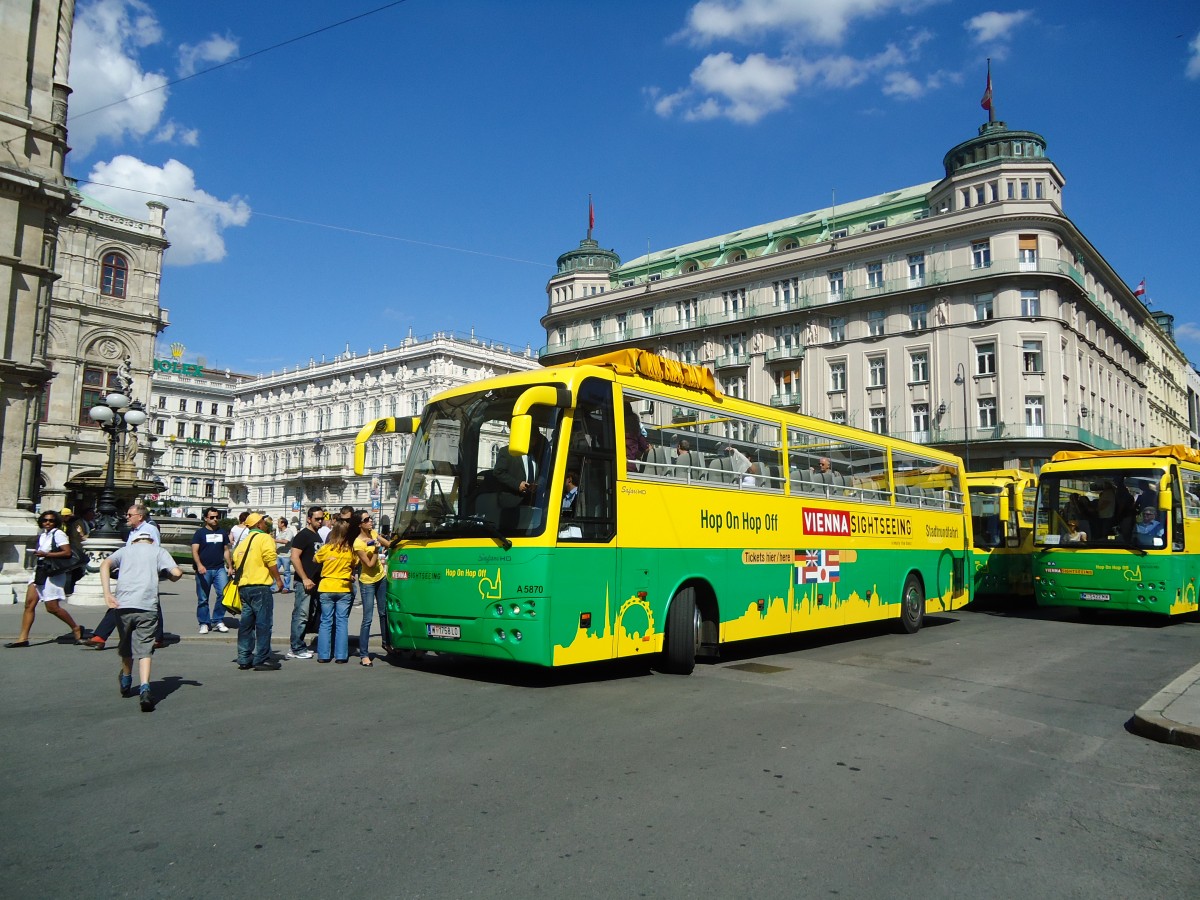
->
<box><xmin>1130</xmin><ymin>662</ymin><xmax>1200</xmax><ymax>751</ymax></box>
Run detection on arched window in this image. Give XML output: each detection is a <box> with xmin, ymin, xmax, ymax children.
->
<box><xmin>205</xmin><ymin>452</ymin><xmax>216</xmax><ymax>470</ymax></box>
<box><xmin>190</xmin><ymin>449</ymin><xmax>200</xmax><ymax>467</ymax></box>
<box><xmin>188</xmin><ymin>478</ymin><xmax>199</xmax><ymax>496</ymax></box>
<box><xmin>370</xmin><ymin>443</ymin><xmax>380</xmax><ymax>467</ymax></box>
<box><xmin>286</xmin><ymin>413</ymin><xmax>294</xmax><ymax>435</ymax></box>
<box><xmin>172</xmin><ymin>477</ymin><xmax>182</xmax><ymax>494</ymax></box>
<box><xmin>298</xmin><ymin>411</ymin><xmax>307</xmax><ymax>433</ymax></box>
<box><xmin>388</xmin><ymin>396</ymin><xmax>398</xmax><ymax>417</ymax></box>
<box><xmin>101</xmin><ymin>252</ymin><xmax>129</xmax><ymax>298</ymax></box>
<box><xmin>371</xmin><ymin>398</ymin><xmax>382</xmax><ymax>420</ymax></box>
<box><xmin>356</xmin><ymin>402</ymin><xmax>365</xmax><ymax>426</ymax></box>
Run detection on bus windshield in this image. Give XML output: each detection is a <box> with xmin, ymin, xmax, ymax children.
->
<box><xmin>393</xmin><ymin>385</ymin><xmax>564</xmax><ymax>543</ymax></box>
<box><xmin>1035</xmin><ymin>468</ymin><xmax>1165</xmax><ymax>550</ymax></box>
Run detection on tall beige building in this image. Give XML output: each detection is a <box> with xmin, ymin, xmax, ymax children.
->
<box><xmin>541</xmin><ymin>118</ymin><xmax>1191</xmax><ymax>469</ymax></box>
<box><xmin>0</xmin><ymin>0</ymin><xmax>78</xmax><ymax>597</ymax></box>
<box><xmin>40</xmin><ymin>195</ymin><xmax>170</xmax><ymax>515</ymax></box>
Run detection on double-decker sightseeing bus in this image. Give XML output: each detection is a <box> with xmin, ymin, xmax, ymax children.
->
<box><xmin>1032</xmin><ymin>446</ymin><xmax>1200</xmax><ymax>617</ymax></box>
<box><xmin>966</xmin><ymin>469</ymin><xmax>1036</xmax><ymax>600</ymax></box>
<box><xmin>355</xmin><ymin>350</ymin><xmax>973</xmax><ymax>673</ymax></box>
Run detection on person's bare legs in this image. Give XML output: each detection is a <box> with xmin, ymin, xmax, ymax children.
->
<box><xmin>42</xmin><ymin>599</ymin><xmax>82</xmax><ymax>640</ymax></box>
<box><xmin>13</xmin><ymin>584</ymin><xmax>40</xmax><ymax>643</ymax></box>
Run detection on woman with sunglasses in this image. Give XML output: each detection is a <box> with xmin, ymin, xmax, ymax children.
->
<box><xmin>353</xmin><ymin>512</ymin><xmax>387</xmax><ymax>666</ymax></box>
<box><xmin>6</xmin><ymin>511</ymin><xmax>85</xmax><ymax>648</ymax></box>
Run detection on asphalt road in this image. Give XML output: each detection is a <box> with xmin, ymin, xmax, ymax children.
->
<box><xmin>1</xmin><ymin>602</ymin><xmax>1197</xmax><ymax>899</ymax></box>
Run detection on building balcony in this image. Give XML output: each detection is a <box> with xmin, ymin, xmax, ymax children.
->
<box><xmin>769</xmin><ymin>393</ymin><xmax>802</xmax><ymax>409</ymax></box>
<box><xmin>765</xmin><ymin>344</ymin><xmax>805</xmax><ymax>363</ymax></box>
<box><xmin>712</xmin><ymin>352</ymin><xmax>750</xmax><ymax>370</ymax></box>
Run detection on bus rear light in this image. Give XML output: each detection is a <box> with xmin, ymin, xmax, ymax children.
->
<box><xmin>756</xmin><ymin>599</ymin><xmax>765</xmax><ymax>611</ymax></box>
<box><xmin>579</xmin><ymin>613</ymin><xmax>591</xmax><ymax>628</ymax></box>
<box><xmin>637</xmin><ymin>591</ymin><xmax>647</xmax><ymax>600</ymax></box>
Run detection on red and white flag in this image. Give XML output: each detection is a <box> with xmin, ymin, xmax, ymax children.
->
<box><xmin>980</xmin><ymin>70</ymin><xmax>993</xmax><ymax>113</ymax></box>
<box><xmin>588</xmin><ymin>196</ymin><xmax>595</xmax><ymax>233</ymax></box>
<box><xmin>1133</xmin><ymin>279</ymin><xmax>1146</xmax><ymax>298</ymax></box>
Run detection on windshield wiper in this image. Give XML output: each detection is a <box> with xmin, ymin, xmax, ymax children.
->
<box><xmin>459</xmin><ymin>515</ymin><xmax>512</xmax><ymax>551</ymax></box>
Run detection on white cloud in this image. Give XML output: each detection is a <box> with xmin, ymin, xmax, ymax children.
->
<box><xmin>68</xmin><ymin>0</ymin><xmax>170</xmax><ymax>158</ymax></box>
<box><xmin>153</xmin><ymin>121</ymin><xmax>200</xmax><ymax>146</ymax></box>
<box><xmin>883</xmin><ymin>70</ymin><xmax>923</xmax><ymax>98</ymax></box>
<box><xmin>178</xmin><ymin>33</ymin><xmax>239</xmax><ymax>77</ymax></box>
<box><xmin>683</xmin><ymin>0</ymin><xmax>918</xmax><ymax>46</ymax></box>
<box><xmin>688</xmin><ymin>52</ymin><xmax>799</xmax><ymax>122</ymax></box>
<box><xmin>965</xmin><ymin>10</ymin><xmax>1032</xmax><ymax>44</ymax></box>
<box><xmin>1174</xmin><ymin>321</ymin><xmax>1200</xmax><ymax>343</ymax></box>
<box><xmin>84</xmin><ymin>156</ymin><xmax>251</xmax><ymax>266</ymax></box>
<box><xmin>1187</xmin><ymin>31</ymin><xmax>1200</xmax><ymax>80</ymax></box>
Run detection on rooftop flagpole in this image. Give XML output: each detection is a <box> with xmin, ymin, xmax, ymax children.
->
<box><xmin>981</xmin><ymin>58</ymin><xmax>995</xmax><ymax>123</ymax></box>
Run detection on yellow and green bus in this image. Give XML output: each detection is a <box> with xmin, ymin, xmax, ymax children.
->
<box><xmin>966</xmin><ymin>469</ymin><xmax>1036</xmax><ymax>600</ymax></box>
<box><xmin>1032</xmin><ymin>446</ymin><xmax>1200</xmax><ymax>617</ymax></box>
<box><xmin>355</xmin><ymin>349</ymin><xmax>973</xmax><ymax>673</ymax></box>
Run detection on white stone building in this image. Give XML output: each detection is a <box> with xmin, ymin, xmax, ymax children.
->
<box><xmin>541</xmin><ymin>118</ymin><xmax>1192</xmax><ymax>470</ymax></box>
<box><xmin>225</xmin><ymin>331</ymin><xmax>539</xmax><ymax>527</ymax></box>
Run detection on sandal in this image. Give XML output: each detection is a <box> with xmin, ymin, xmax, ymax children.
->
<box><xmin>359</xmin><ymin>656</ymin><xmax>373</xmax><ymax>667</ymax></box>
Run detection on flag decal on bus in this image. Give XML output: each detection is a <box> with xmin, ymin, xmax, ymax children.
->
<box><xmin>796</xmin><ymin>549</ymin><xmax>841</xmax><ymax>584</ymax></box>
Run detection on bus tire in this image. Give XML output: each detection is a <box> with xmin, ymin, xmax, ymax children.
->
<box><xmin>898</xmin><ymin>572</ymin><xmax>924</xmax><ymax>634</ymax></box>
<box><xmin>660</xmin><ymin>587</ymin><xmax>698</xmax><ymax>675</ymax></box>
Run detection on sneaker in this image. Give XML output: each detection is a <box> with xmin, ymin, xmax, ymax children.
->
<box><xmin>139</xmin><ymin>686</ymin><xmax>155</xmax><ymax>712</ymax></box>
<box><xmin>285</xmin><ymin>648</ymin><xmax>314</xmax><ymax>659</ymax></box>
<box><xmin>119</xmin><ymin>675</ymin><xmax>132</xmax><ymax>698</ymax></box>
<box><xmin>86</xmin><ymin>636</ymin><xmax>106</xmax><ymax>650</ymax></box>
<box><xmin>253</xmin><ymin>660</ymin><xmax>281</xmax><ymax>671</ymax></box>
<box><xmin>236</xmin><ymin>662</ymin><xmax>253</xmax><ymax>670</ymax></box>
<box><xmin>214</xmin><ymin>622</ymin><xmax>229</xmax><ymax>633</ymax></box>
<box><xmin>198</xmin><ymin>624</ymin><xmax>209</xmax><ymax>635</ymax></box>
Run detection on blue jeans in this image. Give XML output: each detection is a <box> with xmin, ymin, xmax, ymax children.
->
<box><xmin>317</xmin><ymin>592</ymin><xmax>351</xmax><ymax>661</ymax></box>
<box><xmin>237</xmin><ymin>585</ymin><xmax>274</xmax><ymax>666</ymax></box>
<box><xmin>357</xmin><ymin>578</ymin><xmax>387</xmax><ymax>657</ymax></box>
<box><xmin>276</xmin><ymin>553</ymin><xmax>293</xmax><ymax>591</ymax></box>
<box><xmin>195</xmin><ymin>566</ymin><xmax>230</xmax><ymax>626</ymax></box>
<box><xmin>290</xmin><ymin>581</ymin><xmax>312</xmax><ymax>653</ymax></box>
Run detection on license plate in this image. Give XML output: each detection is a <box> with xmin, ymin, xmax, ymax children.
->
<box><xmin>1080</xmin><ymin>592</ymin><xmax>1110</xmax><ymax>602</ymax></box>
<box><xmin>426</xmin><ymin>624</ymin><xmax>461</xmax><ymax>640</ymax></box>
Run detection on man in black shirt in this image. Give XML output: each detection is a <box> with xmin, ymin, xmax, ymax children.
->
<box><xmin>286</xmin><ymin>506</ymin><xmax>325</xmax><ymax>660</ymax></box>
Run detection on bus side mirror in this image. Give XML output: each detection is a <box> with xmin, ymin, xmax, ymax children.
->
<box><xmin>509</xmin><ymin>385</ymin><xmax>572</xmax><ymax>457</ymax></box>
<box><xmin>353</xmin><ymin>416</ymin><xmax>419</xmax><ymax>475</ymax></box>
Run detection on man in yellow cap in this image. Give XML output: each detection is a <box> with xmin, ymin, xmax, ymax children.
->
<box><xmin>232</xmin><ymin>513</ymin><xmax>284</xmax><ymax>671</ymax></box>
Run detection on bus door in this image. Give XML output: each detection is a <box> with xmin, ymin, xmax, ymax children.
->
<box><xmin>552</xmin><ymin>378</ymin><xmax>621</xmax><ymax>656</ymax></box>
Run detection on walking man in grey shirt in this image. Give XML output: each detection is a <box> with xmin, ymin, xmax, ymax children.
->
<box><xmin>101</xmin><ymin>536</ymin><xmax>182</xmax><ymax>712</ymax></box>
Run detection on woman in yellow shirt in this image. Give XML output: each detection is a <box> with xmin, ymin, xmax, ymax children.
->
<box><xmin>313</xmin><ymin>520</ymin><xmax>356</xmax><ymax>663</ymax></box>
<box><xmin>353</xmin><ymin>512</ymin><xmax>387</xmax><ymax>667</ymax></box>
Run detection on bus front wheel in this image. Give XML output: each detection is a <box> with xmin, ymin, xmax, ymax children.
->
<box><xmin>660</xmin><ymin>588</ymin><xmax>698</xmax><ymax>675</ymax></box>
<box><xmin>898</xmin><ymin>573</ymin><xmax>924</xmax><ymax>634</ymax></box>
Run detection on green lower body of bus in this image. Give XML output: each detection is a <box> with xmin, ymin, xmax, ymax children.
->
<box><xmin>973</xmin><ymin>549</ymin><xmax>1034</xmax><ymax>600</ymax></box>
<box><xmin>1034</xmin><ymin>550</ymin><xmax>1199</xmax><ymax>616</ymax></box>
<box><xmin>382</xmin><ymin>544</ymin><xmax>970</xmax><ymax>667</ymax></box>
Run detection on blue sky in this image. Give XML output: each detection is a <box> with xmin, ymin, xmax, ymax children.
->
<box><xmin>66</xmin><ymin>0</ymin><xmax>1200</xmax><ymax>374</ymax></box>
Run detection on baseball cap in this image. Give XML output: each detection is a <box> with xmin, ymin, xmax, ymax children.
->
<box><xmin>244</xmin><ymin>512</ymin><xmax>266</xmax><ymax>530</ymax></box>
<box><xmin>61</xmin><ymin>507</ymin><xmax>74</xmax><ymax>517</ymax></box>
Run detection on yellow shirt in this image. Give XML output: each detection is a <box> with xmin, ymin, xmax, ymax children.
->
<box><xmin>314</xmin><ymin>542</ymin><xmax>355</xmax><ymax>594</ymax></box>
<box><xmin>353</xmin><ymin>531</ymin><xmax>385</xmax><ymax>584</ymax></box>
<box><xmin>232</xmin><ymin>531</ymin><xmax>277</xmax><ymax>586</ymax></box>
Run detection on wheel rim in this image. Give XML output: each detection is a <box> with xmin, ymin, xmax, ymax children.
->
<box><xmin>904</xmin><ymin>582</ymin><xmax>921</xmax><ymax>623</ymax></box>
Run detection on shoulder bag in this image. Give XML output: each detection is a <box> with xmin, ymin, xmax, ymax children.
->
<box><xmin>222</xmin><ymin>533</ymin><xmax>261</xmax><ymax>614</ymax></box>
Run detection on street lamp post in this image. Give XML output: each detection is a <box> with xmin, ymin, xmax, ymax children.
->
<box><xmin>954</xmin><ymin>363</ymin><xmax>971</xmax><ymax>471</ymax></box>
<box><xmin>88</xmin><ymin>392</ymin><xmax>147</xmax><ymax>539</ymax></box>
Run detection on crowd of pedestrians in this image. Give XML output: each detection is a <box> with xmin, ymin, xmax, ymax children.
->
<box><xmin>5</xmin><ymin>503</ymin><xmax>391</xmax><ymax>711</ymax></box>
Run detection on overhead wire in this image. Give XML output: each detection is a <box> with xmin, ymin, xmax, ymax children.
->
<box><xmin>71</xmin><ymin>0</ymin><xmax>414</xmax><ymax>120</ymax></box>
<box><xmin>74</xmin><ymin>178</ymin><xmax>553</xmax><ymax>269</ymax></box>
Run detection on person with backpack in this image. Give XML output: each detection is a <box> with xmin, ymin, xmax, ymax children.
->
<box><xmin>5</xmin><ymin>510</ymin><xmax>85</xmax><ymax>648</ymax></box>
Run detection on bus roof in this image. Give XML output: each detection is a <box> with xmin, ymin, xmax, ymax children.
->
<box><xmin>966</xmin><ymin>469</ymin><xmax>1037</xmax><ymax>485</ymax></box>
<box><xmin>561</xmin><ymin>349</ymin><xmax>720</xmax><ymax>399</ymax></box>
<box><xmin>1049</xmin><ymin>445</ymin><xmax>1200</xmax><ymax>466</ymax></box>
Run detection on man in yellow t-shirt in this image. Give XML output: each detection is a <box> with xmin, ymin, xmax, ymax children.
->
<box><xmin>232</xmin><ymin>513</ymin><xmax>284</xmax><ymax>671</ymax></box>
<box><xmin>353</xmin><ymin>513</ymin><xmax>388</xmax><ymax>664</ymax></box>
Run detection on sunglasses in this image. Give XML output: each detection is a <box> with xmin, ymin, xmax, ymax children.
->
<box><xmin>39</xmin><ymin>518</ymin><xmax>54</xmax><ymax>524</ymax></box>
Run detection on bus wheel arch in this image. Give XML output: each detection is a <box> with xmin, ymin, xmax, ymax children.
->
<box><xmin>897</xmin><ymin>571</ymin><xmax>925</xmax><ymax>634</ymax></box>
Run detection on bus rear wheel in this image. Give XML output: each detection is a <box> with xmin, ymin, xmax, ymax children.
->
<box><xmin>898</xmin><ymin>573</ymin><xmax>924</xmax><ymax>634</ymax></box>
<box><xmin>660</xmin><ymin>587</ymin><xmax>698</xmax><ymax>675</ymax></box>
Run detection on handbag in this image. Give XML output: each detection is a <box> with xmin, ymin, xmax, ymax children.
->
<box><xmin>38</xmin><ymin>530</ymin><xmax>80</xmax><ymax>575</ymax></box>
<box><xmin>223</xmin><ymin>533</ymin><xmax>262</xmax><ymax>615</ymax></box>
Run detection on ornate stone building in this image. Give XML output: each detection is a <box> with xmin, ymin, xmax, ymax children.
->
<box><xmin>0</xmin><ymin>0</ymin><xmax>78</xmax><ymax>597</ymax></box>
<box><xmin>541</xmin><ymin>118</ymin><xmax>1191</xmax><ymax>470</ymax></box>
<box><xmin>39</xmin><ymin>195</ymin><xmax>169</xmax><ymax>516</ymax></box>
<box><xmin>225</xmin><ymin>331</ymin><xmax>539</xmax><ymax>527</ymax></box>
